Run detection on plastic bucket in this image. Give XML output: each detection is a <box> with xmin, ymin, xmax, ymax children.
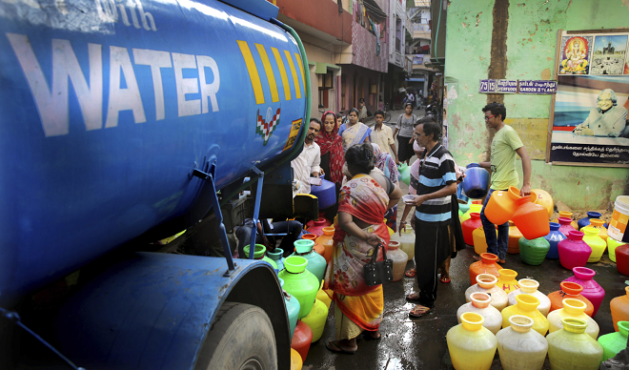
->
<box><xmin>609</xmin><ymin>196</ymin><xmax>629</xmax><ymax>242</ymax></box>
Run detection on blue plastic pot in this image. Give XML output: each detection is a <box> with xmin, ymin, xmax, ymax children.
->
<box><xmin>457</xmin><ymin>183</ymin><xmax>469</xmax><ymax>204</ymax></box>
<box><xmin>544</xmin><ymin>222</ymin><xmax>566</xmax><ymax>259</ymax></box>
<box><xmin>461</xmin><ymin>163</ymin><xmax>490</xmax><ymax>199</ymax></box>
<box><xmin>310</xmin><ymin>174</ymin><xmax>336</xmax><ymax>209</ymax></box>
<box><xmin>577</xmin><ymin>211</ymin><xmax>608</xmax><ymax>230</ymax></box>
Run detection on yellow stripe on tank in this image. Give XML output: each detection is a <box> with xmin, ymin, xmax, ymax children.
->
<box><xmin>255</xmin><ymin>44</ymin><xmax>279</xmax><ymax>103</ymax></box>
<box><xmin>237</xmin><ymin>40</ymin><xmax>264</xmax><ymax>105</ymax></box>
<box><xmin>284</xmin><ymin>50</ymin><xmax>301</xmax><ymax>99</ymax></box>
<box><xmin>271</xmin><ymin>47</ymin><xmax>291</xmax><ymax>101</ymax></box>
<box><xmin>294</xmin><ymin>53</ymin><xmax>306</xmax><ymax>97</ymax></box>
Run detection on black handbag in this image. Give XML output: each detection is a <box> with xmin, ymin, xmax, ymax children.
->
<box><xmin>363</xmin><ymin>243</ymin><xmax>394</xmax><ymax>286</ymax></box>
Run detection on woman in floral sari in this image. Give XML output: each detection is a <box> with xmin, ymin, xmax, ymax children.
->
<box><xmin>325</xmin><ymin>143</ymin><xmax>402</xmax><ymax>354</ymax></box>
<box><xmin>371</xmin><ymin>143</ymin><xmax>400</xmax><ymax>231</ymax></box>
<box><xmin>338</xmin><ymin>108</ymin><xmax>371</xmax><ymax>152</ymax></box>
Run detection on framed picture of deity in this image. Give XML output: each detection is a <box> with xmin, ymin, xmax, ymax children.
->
<box><xmin>548</xmin><ymin>29</ymin><xmax>629</xmax><ymax>167</ymax></box>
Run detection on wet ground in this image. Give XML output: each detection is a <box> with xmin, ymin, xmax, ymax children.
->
<box><xmin>303</xmin><ymin>245</ymin><xmax>624</xmax><ymax>370</ymax></box>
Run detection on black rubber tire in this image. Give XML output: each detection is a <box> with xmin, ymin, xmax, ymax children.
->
<box><xmin>194</xmin><ymin>302</ymin><xmax>277</xmax><ymax>370</ymax></box>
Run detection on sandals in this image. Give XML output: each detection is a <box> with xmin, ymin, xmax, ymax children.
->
<box><xmin>440</xmin><ymin>275</ymin><xmax>451</xmax><ymax>284</ymax></box>
<box><xmin>409</xmin><ymin>304</ymin><xmax>431</xmax><ymax>318</ymax></box>
<box><xmin>326</xmin><ymin>340</ymin><xmax>357</xmax><ymax>354</ymax></box>
<box><xmin>405</xmin><ymin>268</ymin><xmax>416</xmax><ymax>278</ymax></box>
<box><xmin>406</xmin><ymin>292</ymin><xmax>422</xmax><ymax>302</ymax></box>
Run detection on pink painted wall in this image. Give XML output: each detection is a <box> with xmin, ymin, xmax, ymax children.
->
<box><xmin>352</xmin><ymin>0</ymin><xmax>389</xmax><ymax>73</ymax></box>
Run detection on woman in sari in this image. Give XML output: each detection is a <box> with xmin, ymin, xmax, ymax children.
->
<box><xmin>371</xmin><ymin>143</ymin><xmax>400</xmax><ymax>231</ymax></box>
<box><xmin>316</xmin><ymin>111</ymin><xmax>345</xmax><ymax>219</ymax></box>
<box><xmin>338</xmin><ymin>108</ymin><xmax>371</xmax><ymax>152</ymax></box>
<box><xmin>325</xmin><ymin>143</ymin><xmax>402</xmax><ymax>354</ymax></box>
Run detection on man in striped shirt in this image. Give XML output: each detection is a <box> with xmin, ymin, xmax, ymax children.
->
<box><xmin>402</xmin><ymin>117</ymin><xmax>458</xmax><ymax>318</ymax></box>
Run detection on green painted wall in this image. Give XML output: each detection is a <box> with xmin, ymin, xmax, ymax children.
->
<box><xmin>445</xmin><ymin>0</ymin><xmax>629</xmax><ymax>210</ymax></box>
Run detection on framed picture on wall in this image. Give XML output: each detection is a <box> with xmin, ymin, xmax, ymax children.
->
<box><xmin>547</xmin><ymin>29</ymin><xmax>629</xmax><ymax>167</ymax></box>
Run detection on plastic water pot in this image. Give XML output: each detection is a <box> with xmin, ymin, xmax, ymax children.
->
<box><xmin>291</xmin><ymin>240</ymin><xmax>326</xmax><ymax>285</ymax></box>
<box><xmin>608</xmin><ymin>237</ymin><xmax>627</xmax><ymax>263</ymax></box>
<box><xmin>501</xmin><ymin>294</ymin><xmax>550</xmax><ymax>336</ymax></box>
<box><xmin>305</xmin><ymin>220</ymin><xmax>328</xmax><ymax>236</ymax></box>
<box><xmin>267</xmin><ymin>248</ymin><xmax>284</xmax><ymax>273</ymax></box>
<box><xmin>473</xmin><ymin>226</ymin><xmax>496</xmax><ymax>255</ymax></box>
<box><xmin>548</xmin><ymin>298</ymin><xmax>599</xmax><ymax>339</ymax></box>
<box><xmin>611</xmin><ymin>287</ymin><xmax>629</xmax><ymax>332</ymax></box>
<box><xmin>291</xmin><ymin>320</ymin><xmax>312</xmax><ymax>362</ymax></box>
<box><xmin>310</xmin><ymin>174</ymin><xmax>336</xmax><ymax>209</ymax></box>
<box><xmin>578</xmin><ymin>211</ymin><xmax>608</xmax><ymax>230</ymax></box>
<box><xmin>518</xmin><ymin>237</ymin><xmax>550</xmax><ymax>266</ymax></box>
<box><xmin>290</xmin><ymin>348</ymin><xmax>303</xmax><ymax>370</ymax></box>
<box><xmin>447</xmin><ymin>312</ymin><xmax>497</xmax><ymax>370</ymax></box>
<box><xmin>462</xmin><ymin>213</ymin><xmax>482</xmax><ymax>246</ymax></box>
<box><xmin>301</xmin><ymin>234</ymin><xmax>324</xmax><ymax>257</ymax></box>
<box><xmin>397</xmin><ymin>225</ymin><xmax>415</xmax><ymax>260</ymax></box>
<box><xmin>301</xmin><ymin>299</ymin><xmax>328</xmax><ymax>342</ymax></box>
<box><xmin>508</xmin><ymin>279</ymin><xmax>551</xmax><ymax>317</ymax></box>
<box><xmin>558</xmin><ymin>231</ymin><xmax>591</xmax><ymax>270</ymax></box>
<box><xmin>546</xmin><ymin>318</ymin><xmax>604</xmax><ymax>369</ymax></box>
<box><xmin>316</xmin><ymin>227</ymin><xmax>335</xmax><ymax>263</ymax></box>
<box><xmin>552</xmin><ymin>211</ymin><xmax>579</xmax><ymax>229</ymax></box>
<box><xmin>398</xmin><ymin>163</ymin><xmax>411</xmax><ymax>186</ymax></box>
<box><xmin>548</xmin><ymin>282</ymin><xmax>594</xmax><ymax>317</ymax></box>
<box><xmin>563</xmin><ymin>267</ymin><xmax>605</xmax><ymax>317</ymax></box>
<box><xmin>465</xmin><ymin>274</ymin><xmax>509</xmax><ymax>312</ymax></box>
<box><xmin>279</xmin><ymin>257</ymin><xmax>320</xmax><ymax>318</ymax></box>
<box><xmin>496</xmin><ymin>269</ymin><xmax>520</xmax><ymax>295</ymax></box>
<box><xmin>461</xmin><ymin>204</ymin><xmax>483</xmax><ymax>224</ymax></box>
<box><xmin>588</xmin><ymin>219</ymin><xmax>608</xmax><ymax>242</ymax></box>
<box><xmin>461</xmin><ymin>163</ymin><xmax>490</xmax><ymax>199</ymax></box>
<box><xmin>457</xmin><ymin>292</ymin><xmax>503</xmax><ymax>334</ymax></box>
<box><xmin>507</xmin><ymin>221</ymin><xmax>523</xmax><ymax>254</ymax></box>
<box><xmin>387</xmin><ymin>241</ymin><xmax>408</xmax><ymax>282</ymax></box>
<box><xmin>484</xmin><ymin>186</ymin><xmax>520</xmax><ymax>225</ymax></box>
<box><xmin>469</xmin><ymin>253</ymin><xmax>502</xmax><ymax>286</ymax></box>
<box><xmin>496</xmin><ymin>315</ymin><xmax>548</xmax><ymax>370</ymax></box>
<box><xmin>558</xmin><ymin>216</ymin><xmax>577</xmax><ymax>237</ymax></box>
<box><xmin>243</xmin><ymin>244</ymin><xmax>277</xmax><ymax>269</ymax></box>
<box><xmin>531</xmin><ymin>189</ymin><xmax>554</xmax><ymax>218</ymax></box>
<box><xmin>456</xmin><ymin>183</ymin><xmax>469</xmax><ymax>204</ymax></box>
<box><xmin>544</xmin><ymin>222</ymin><xmax>566</xmax><ymax>260</ymax></box>
<box><xmin>617</xmin><ymin>244</ymin><xmax>629</xmax><ymax>276</ymax></box>
<box><xmin>279</xmin><ymin>278</ymin><xmax>301</xmax><ymax>340</ymax></box>
<box><xmin>598</xmin><ymin>321</ymin><xmax>629</xmax><ymax>361</ymax></box>
<box><xmin>581</xmin><ymin>227</ymin><xmax>606</xmax><ymax>263</ymax></box>
<box><xmin>511</xmin><ymin>196</ymin><xmax>549</xmax><ymax>240</ymax></box>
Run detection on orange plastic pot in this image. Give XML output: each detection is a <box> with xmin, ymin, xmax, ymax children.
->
<box><xmin>552</xmin><ymin>211</ymin><xmax>579</xmax><ymax>229</ymax></box>
<box><xmin>301</xmin><ymin>234</ymin><xmax>324</xmax><ymax>257</ymax></box>
<box><xmin>469</xmin><ymin>253</ymin><xmax>502</xmax><ymax>286</ymax></box>
<box><xmin>485</xmin><ymin>186</ymin><xmax>521</xmax><ymax>225</ymax></box>
<box><xmin>511</xmin><ymin>195</ymin><xmax>550</xmax><ymax>240</ymax></box>
<box><xmin>548</xmin><ymin>282</ymin><xmax>594</xmax><ymax>317</ymax></box>
<box><xmin>507</xmin><ymin>221</ymin><xmax>523</xmax><ymax>254</ymax></box>
<box><xmin>316</xmin><ymin>226</ymin><xmax>335</xmax><ymax>263</ymax></box>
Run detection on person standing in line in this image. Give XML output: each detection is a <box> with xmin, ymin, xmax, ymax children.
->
<box><xmin>393</xmin><ymin>103</ymin><xmax>417</xmax><ymax>165</ymax></box>
<box><xmin>477</xmin><ymin>102</ymin><xmax>532</xmax><ymax>264</ymax></box>
<box><xmin>370</xmin><ymin>110</ymin><xmax>399</xmax><ymax>163</ymax></box>
<box><xmin>371</xmin><ymin>143</ymin><xmax>400</xmax><ymax>231</ymax></box>
<box><xmin>358</xmin><ymin>98</ymin><xmax>369</xmax><ymax>122</ymax></box>
<box><xmin>402</xmin><ymin>119</ymin><xmax>458</xmax><ymax>318</ymax></box>
<box><xmin>338</xmin><ymin>108</ymin><xmax>371</xmax><ymax>152</ymax></box>
<box><xmin>291</xmin><ymin>118</ymin><xmax>322</xmax><ymax>194</ymax></box>
<box><xmin>316</xmin><ymin>111</ymin><xmax>345</xmax><ymax>220</ymax></box>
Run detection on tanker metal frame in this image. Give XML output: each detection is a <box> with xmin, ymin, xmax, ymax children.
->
<box><xmin>0</xmin><ymin>0</ymin><xmax>311</xmax><ymax>368</ymax></box>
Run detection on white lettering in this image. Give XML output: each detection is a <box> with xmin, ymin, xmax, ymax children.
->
<box><xmin>172</xmin><ymin>53</ymin><xmax>200</xmax><ymax>117</ymax></box>
<box><xmin>133</xmin><ymin>48</ymin><xmax>171</xmax><ymax>120</ymax></box>
<box><xmin>117</xmin><ymin>3</ymin><xmax>131</xmax><ymax>26</ymax></box>
<box><xmin>7</xmin><ymin>34</ymin><xmax>103</xmax><ymax>137</ymax></box>
<box><xmin>134</xmin><ymin>0</ymin><xmax>156</xmax><ymax>31</ymax></box>
<box><xmin>105</xmin><ymin>46</ymin><xmax>146</xmax><ymax>127</ymax></box>
<box><xmin>196</xmin><ymin>55</ymin><xmax>220</xmax><ymax>113</ymax></box>
<box><xmin>126</xmin><ymin>0</ymin><xmax>141</xmax><ymax>29</ymax></box>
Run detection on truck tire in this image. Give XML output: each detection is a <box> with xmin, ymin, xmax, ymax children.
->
<box><xmin>195</xmin><ymin>302</ymin><xmax>277</xmax><ymax>370</ymax></box>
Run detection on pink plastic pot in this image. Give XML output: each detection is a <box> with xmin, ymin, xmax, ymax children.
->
<box><xmin>563</xmin><ymin>267</ymin><xmax>605</xmax><ymax>317</ymax></box>
<box><xmin>305</xmin><ymin>220</ymin><xmax>328</xmax><ymax>237</ymax></box>
<box><xmin>558</xmin><ymin>217</ymin><xmax>577</xmax><ymax>238</ymax></box>
<box><xmin>558</xmin><ymin>230</ymin><xmax>591</xmax><ymax>270</ymax></box>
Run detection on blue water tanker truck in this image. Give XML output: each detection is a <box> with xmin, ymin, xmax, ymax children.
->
<box><xmin>0</xmin><ymin>0</ymin><xmax>311</xmax><ymax>368</ymax></box>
